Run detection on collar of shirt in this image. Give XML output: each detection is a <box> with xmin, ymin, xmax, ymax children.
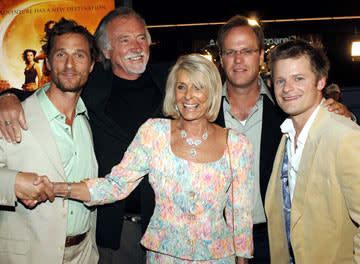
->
<box><xmin>36</xmin><ymin>83</ymin><xmax>88</xmax><ymax>123</ymax></box>
<box><xmin>280</xmin><ymin>98</ymin><xmax>324</xmax><ymax>148</ymax></box>
<box><xmin>280</xmin><ymin>98</ymin><xmax>324</xmax><ymax>201</ymax></box>
<box><xmin>222</xmin><ymin>77</ymin><xmax>274</xmax><ymax>104</ymax></box>
<box><xmin>222</xmin><ymin>77</ymin><xmax>275</xmax><ymax>123</ymax></box>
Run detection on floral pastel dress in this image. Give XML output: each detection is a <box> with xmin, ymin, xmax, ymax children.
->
<box><xmin>85</xmin><ymin>118</ymin><xmax>254</xmax><ymax>263</ymax></box>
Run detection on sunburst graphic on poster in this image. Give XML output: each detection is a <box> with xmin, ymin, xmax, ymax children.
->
<box><xmin>0</xmin><ymin>0</ymin><xmax>114</xmax><ymax>91</ymax></box>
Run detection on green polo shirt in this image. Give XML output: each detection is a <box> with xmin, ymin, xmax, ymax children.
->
<box><xmin>37</xmin><ymin>84</ymin><xmax>94</xmax><ymax>236</ymax></box>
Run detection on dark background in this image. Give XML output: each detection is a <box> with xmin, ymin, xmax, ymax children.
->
<box><xmin>132</xmin><ymin>1</ymin><xmax>359</xmax><ymax>25</ymax></box>
<box><xmin>115</xmin><ymin>0</ymin><xmax>360</xmax><ymax>116</ymax></box>
<box><xmin>123</xmin><ymin>1</ymin><xmax>360</xmax><ymax>85</ymax></box>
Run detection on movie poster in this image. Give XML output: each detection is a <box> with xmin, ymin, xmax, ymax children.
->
<box><xmin>0</xmin><ymin>0</ymin><xmax>114</xmax><ymax>91</ymax></box>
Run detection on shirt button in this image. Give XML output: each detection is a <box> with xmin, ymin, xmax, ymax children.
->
<box><xmin>187</xmin><ymin>214</ymin><xmax>196</xmax><ymax>220</ymax></box>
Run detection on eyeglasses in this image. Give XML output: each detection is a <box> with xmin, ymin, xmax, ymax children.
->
<box><xmin>222</xmin><ymin>48</ymin><xmax>260</xmax><ymax>57</ymax></box>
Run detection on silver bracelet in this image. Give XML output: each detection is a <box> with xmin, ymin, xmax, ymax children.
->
<box><xmin>64</xmin><ymin>182</ymin><xmax>72</xmax><ymax>199</ymax></box>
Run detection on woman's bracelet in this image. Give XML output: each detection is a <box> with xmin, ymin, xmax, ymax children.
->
<box><xmin>64</xmin><ymin>182</ymin><xmax>72</xmax><ymax>199</ymax></box>
<box><xmin>0</xmin><ymin>92</ymin><xmax>16</xmax><ymax>99</ymax></box>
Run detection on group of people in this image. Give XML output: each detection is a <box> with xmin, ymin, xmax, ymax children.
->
<box><xmin>0</xmin><ymin>6</ymin><xmax>359</xmax><ymax>264</ymax></box>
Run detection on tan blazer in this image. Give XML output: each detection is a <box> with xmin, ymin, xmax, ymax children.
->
<box><xmin>265</xmin><ymin>106</ymin><xmax>360</xmax><ymax>264</ymax></box>
<box><xmin>0</xmin><ymin>92</ymin><xmax>98</xmax><ymax>264</ymax></box>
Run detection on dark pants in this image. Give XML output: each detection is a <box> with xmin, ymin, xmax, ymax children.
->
<box><xmin>249</xmin><ymin>223</ymin><xmax>270</xmax><ymax>264</ymax></box>
<box><xmin>98</xmin><ymin>219</ymin><xmax>146</xmax><ymax>264</ymax></box>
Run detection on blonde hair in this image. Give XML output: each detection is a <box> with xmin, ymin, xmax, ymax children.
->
<box><xmin>163</xmin><ymin>54</ymin><xmax>222</xmax><ymax>122</ymax></box>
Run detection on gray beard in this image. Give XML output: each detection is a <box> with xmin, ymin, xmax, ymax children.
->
<box><xmin>127</xmin><ymin>65</ymin><xmax>146</xmax><ymax>75</ymax></box>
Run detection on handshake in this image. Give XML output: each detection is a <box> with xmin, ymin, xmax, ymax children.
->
<box><xmin>15</xmin><ymin>172</ymin><xmax>57</xmax><ymax>208</ymax></box>
<box><xmin>14</xmin><ymin>172</ymin><xmax>89</xmax><ymax>207</ymax></box>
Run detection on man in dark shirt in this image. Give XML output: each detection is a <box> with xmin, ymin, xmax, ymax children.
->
<box><xmin>0</xmin><ymin>7</ymin><xmax>170</xmax><ymax>264</ymax></box>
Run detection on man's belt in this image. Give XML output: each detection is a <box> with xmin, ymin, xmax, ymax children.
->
<box><xmin>65</xmin><ymin>232</ymin><xmax>87</xmax><ymax>247</ymax></box>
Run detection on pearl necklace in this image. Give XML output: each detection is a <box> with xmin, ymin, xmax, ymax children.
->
<box><xmin>180</xmin><ymin>128</ymin><xmax>208</xmax><ymax>157</ymax></box>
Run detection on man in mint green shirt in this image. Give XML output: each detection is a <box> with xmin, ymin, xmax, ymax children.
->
<box><xmin>0</xmin><ymin>18</ymin><xmax>99</xmax><ymax>264</ymax></box>
<box><xmin>37</xmin><ymin>83</ymin><xmax>95</xmax><ymax>238</ymax></box>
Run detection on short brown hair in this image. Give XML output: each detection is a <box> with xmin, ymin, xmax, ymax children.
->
<box><xmin>217</xmin><ymin>15</ymin><xmax>264</xmax><ymax>54</ymax></box>
<box><xmin>42</xmin><ymin>18</ymin><xmax>98</xmax><ymax>63</ymax></box>
<box><xmin>269</xmin><ymin>39</ymin><xmax>330</xmax><ymax>82</ymax></box>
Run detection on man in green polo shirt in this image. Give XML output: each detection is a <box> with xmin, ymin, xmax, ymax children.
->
<box><xmin>0</xmin><ymin>18</ymin><xmax>99</xmax><ymax>264</ymax></box>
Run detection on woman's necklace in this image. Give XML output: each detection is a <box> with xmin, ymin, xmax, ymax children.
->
<box><xmin>180</xmin><ymin>127</ymin><xmax>208</xmax><ymax>157</ymax></box>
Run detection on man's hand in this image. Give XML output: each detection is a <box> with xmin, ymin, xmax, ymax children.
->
<box><xmin>15</xmin><ymin>172</ymin><xmax>54</xmax><ymax>207</ymax></box>
<box><xmin>323</xmin><ymin>98</ymin><xmax>352</xmax><ymax>119</ymax></box>
<box><xmin>0</xmin><ymin>94</ymin><xmax>27</xmax><ymax>143</ymax></box>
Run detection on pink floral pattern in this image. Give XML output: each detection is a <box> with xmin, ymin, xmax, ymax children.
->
<box><xmin>85</xmin><ymin>118</ymin><xmax>254</xmax><ymax>261</ymax></box>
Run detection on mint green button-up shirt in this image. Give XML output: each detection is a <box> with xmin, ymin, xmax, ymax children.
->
<box><xmin>37</xmin><ymin>84</ymin><xmax>95</xmax><ymax>236</ymax></box>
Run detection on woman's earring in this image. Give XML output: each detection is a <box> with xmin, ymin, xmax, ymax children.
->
<box><xmin>175</xmin><ymin>105</ymin><xmax>179</xmax><ymax>112</ymax></box>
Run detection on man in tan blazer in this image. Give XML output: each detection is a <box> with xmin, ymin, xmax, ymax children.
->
<box><xmin>0</xmin><ymin>18</ymin><xmax>99</xmax><ymax>263</ymax></box>
<box><xmin>265</xmin><ymin>39</ymin><xmax>360</xmax><ymax>263</ymax></box>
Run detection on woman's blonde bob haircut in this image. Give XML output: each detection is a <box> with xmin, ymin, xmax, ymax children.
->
<box><xmin>163</xmin><ymin>54</ymin><xmax>222</xmax><ymax>122</ymax></box>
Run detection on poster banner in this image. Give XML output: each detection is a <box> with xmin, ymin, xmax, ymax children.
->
<box><xmin>0</xmin><ymin>0</ymin><xmax>114</xmax><ymax>91</ymax></box>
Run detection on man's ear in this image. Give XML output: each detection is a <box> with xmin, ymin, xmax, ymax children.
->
<box><xmin>219</xmin><ymin>51</ymin><xmax>224</xmax><ymax>68</ymax></box>
<box><xmin>317</xmin><ymin>76</ymin><xmax>327</xmax><ymax>91</ymax></box>
<box><xmin>45</xmin><ymin>58</ymin><xmax>51</xmax><ymax>71</ymax></box>
<box><xmin>102</xmin><ymin>49</ymin><xmax>111</xmax><ymax>60</ymax></box>
<box><xmin>259</xmin><ymin>49</ymin><xmax>265</xmax><ymax>67</ymax></box>
<box><xmin>89</xmin><ymin>61</ymin><xmax>95</xmax><ymax>73</ymax></box>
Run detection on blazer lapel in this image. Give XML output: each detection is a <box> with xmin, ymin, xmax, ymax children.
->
<box><xmin>290</xmin><ymin>107</ymin><xmax>327</xmax><ymax>230</ymax></box>
<box><xmin>23</xmin><ymin>95</ymin><xmax>66</xmax><ymax>180</ymax></box>
<box><xmin>266</xmin><ymin>135</ymin><xmax>287</xmax><ymax>217</ymax></box>
<box><xmin>265</xmin><ymin>135</ymin><xmax>290</xmax><ymax>260</ymax></box>
<box><xmin>83</xmin><ymin>64</ymin><xmax>129</xmax><ymax>140</ymax></box>
<box><xmin>89</xmin><ymin>65</ymin><xmax>166</xmax><ymax>141</ymax></box>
